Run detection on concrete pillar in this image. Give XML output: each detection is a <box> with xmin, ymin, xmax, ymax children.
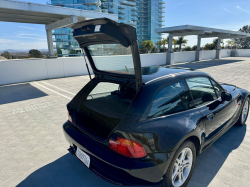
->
<box><xmin>195</xmin><ymin>36</ymin><xmax>202</xmax><ymax>61</ymax></box>
<box><xmin>46</xmin><ymin>30</ymin><xmax>55</xmax><ymax>58</ymax></box>
<box><xmin>167</xmin><ymin>34</ymin><xmax>174</xmax><ymax>65</ymax></box>
<box><xmin>216</xmin><ymin>38</ymin><xmax>221</xmax><ymax>59</ymax></box>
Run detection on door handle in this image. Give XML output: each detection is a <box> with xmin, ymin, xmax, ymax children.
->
<box><xmin>207</xmin><ymin>113</ymin><xmax>214</xmax><ymax>121</ymax></box>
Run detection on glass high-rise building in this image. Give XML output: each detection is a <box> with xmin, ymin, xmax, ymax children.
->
<box><xmin>137</xmin><ymin>0</ymin><xmax>165</xmax><ymax>45</ymax></box>
<box><xmin>47</xmin><ymin>0</ymin><xmax>164</xmax><ymax>56</ymax></box>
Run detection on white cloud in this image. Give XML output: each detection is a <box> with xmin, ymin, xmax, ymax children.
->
<box><xmin>236</xmin><ymin>6</ymin><xmax>250</xmax><ymax>13</ymax></box>
<box><xmin>0</xmin><ymin>38</ymin><xmax>47</xmax><ymax>51</ymax></box>
<box><xmin>223</xmin><ymin>8</ymin><xmax>238</xmax><ymax>15</ymax></box>
<box><xmin>18</xmin><ymin>26</ymin><xmax>45</xmax><ymax>31</ymax></box>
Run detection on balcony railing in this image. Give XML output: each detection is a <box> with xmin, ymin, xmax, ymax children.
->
<box><xmin>159</xmin><ymin>0</ymin><xmax>165</xmax><ymax>4</ymax></box>
<box><xmin>159</xmin><ymin>5</ymin><xmax>165</xmax><ymax>9</ymax></box>
<box><xmin>118</xmin><ymin>5</ymin><xmax>125</xmax><ymax>9</ymax></box>
<box><xmin>132</xmin><ymin>12</ymin><xmax>138</xmax><ymax>16</ymax></box>
<box><xmin>140</xmin><ymin>0</ymin><xmax>148</xmax><ymax>4</ymax></box>
<box><xmin>131</xmin><ymin>7</ymin><xmax>138</xmax><ymax>12</ymax></box>
<box><xmin>52</xmin><ymin>31</ymin><xmax>72</xmax><ymax>35</ymax></box>
<box><xmin>119</xmin><ymin>0</ymin><xmax>136</xmax><ymax>7</ymax></box>
<box><xmin>101</xmin><ymin>4</ymin><xmax>108</xmax><ymax>9</ymax></box>
<box><xmin>159</xmin><ymin>10</ymin><xmax>165</xmax><ymax>13</ymax></box>
<box><xmin>46</xmin><ymin>0</ymin><xmax>65</xmax><ymax>6</ymax></box>
<box><xmin>108</xmin><ymin>8</ymin><xmax>114</xmax><ymax>13</ymax></box>
<box><xmin>84</xmin><ymin>0</ymin><xmax>101</xmax><ymax>6</ymax></box>
<box><xmin>118</xmin><ymin>10</ymin><xmax>125</xmax><ymax>14</ymax></box>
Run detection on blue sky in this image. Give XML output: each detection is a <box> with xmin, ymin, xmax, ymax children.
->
<box><xmin>1</xmin><ymin>0</ymin><xmax>250</xmax><ymax>50</ymax></box>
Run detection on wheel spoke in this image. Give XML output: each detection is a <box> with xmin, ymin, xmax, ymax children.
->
<box><xmin>178</xmin><ymin>172</ymin><xmax>182</xmax><ymax>182</ymax></box>
<box><xmin>181</xmin><ymin>170</ymin><xmax>184</xmax><ymax>181</ymax></box>
<box><xmin>172</xmin><ymin>170</ymin><xmax>179</xmax><ymax>181</ymax></box>
<box><xmin>184</xmin><ymin>161</ymin><xmax>191</xmax><ymax>168</ymax></box>
<box><xmin>180</xmin><ymin>149</ymin><xmax>187</xmax><ymax>162</ymax></box>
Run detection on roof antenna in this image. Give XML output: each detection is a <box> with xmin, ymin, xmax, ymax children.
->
<box><xmin>83</xmin><ymin>52</ymin><xmax>93</xmax><ymax>84</ymax></box>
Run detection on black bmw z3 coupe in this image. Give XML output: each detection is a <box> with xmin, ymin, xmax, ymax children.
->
<box><xmin>63</xmin><ymin>18</ymin><xmax>250</xmax><ymax>187</ymax></box>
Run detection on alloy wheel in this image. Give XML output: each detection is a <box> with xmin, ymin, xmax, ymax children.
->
<box><xmin>172</xmin><ymin>148</ymin><xmax>193</xmax><ymax>187</ymax></box>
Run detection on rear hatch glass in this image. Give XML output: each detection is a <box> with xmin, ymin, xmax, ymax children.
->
<box><xmin>87</xmin><ymin>44</ymin><xmax>135</xmax><ymax>75</ymax></box>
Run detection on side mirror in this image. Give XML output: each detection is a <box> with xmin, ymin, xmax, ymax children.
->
<box><xmin>221</xmin><ymin>91</ymin><xmax>232</xmax><ymax>102</ymax></box>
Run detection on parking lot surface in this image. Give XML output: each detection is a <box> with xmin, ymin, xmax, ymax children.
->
<box><xmin>1</xmin><ymin>57</ymin><xmax>250</xmax><ymax>187</ymax></box>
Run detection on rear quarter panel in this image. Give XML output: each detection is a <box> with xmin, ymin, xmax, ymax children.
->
<box><xmin>116</xmin><ymin>82</ymin><xmax>204</xmax><ymax>153</ymax></box>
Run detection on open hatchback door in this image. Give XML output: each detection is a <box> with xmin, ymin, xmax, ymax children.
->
<box><xmin>71</xmin><ymin>18</ymin><xmax>143</xmax><ymax>93</ymax></box>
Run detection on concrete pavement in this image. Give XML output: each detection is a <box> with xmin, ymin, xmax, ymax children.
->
<box><xmin>0</xmin><ymin>57</ymin><xmax>250</xmax><ymax>187</ymax></box>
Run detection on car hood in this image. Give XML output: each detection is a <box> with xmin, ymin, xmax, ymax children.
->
<box><xmin>221</xmin><ymin>83</ymin><xmax>237</xmax><ymax>93</ymax></box>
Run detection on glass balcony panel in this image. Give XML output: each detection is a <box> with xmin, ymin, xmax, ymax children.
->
<box><xmin>84</xmin><ymin>0</ymin><xmax>101</xmax><ymax>6</ymax></box>
<box><xmin>119</xmin><ymin>0</ymin><xmax>136</xmax><ymax>7</ymax></box>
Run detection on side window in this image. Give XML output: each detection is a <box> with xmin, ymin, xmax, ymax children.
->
<box><xmin>148</xmin><ymin>80</ymin><xmax>195</xmax><ymax>118</ymax></box>
<box><xmin>186</xmin><ymin>77</ymin><xmax>217</xmax><ymax>107</ymax></box>
<box><xmin>211</xmin><ymin>79</ymin><xmax>224</xmax><ymax>98</ymax></box>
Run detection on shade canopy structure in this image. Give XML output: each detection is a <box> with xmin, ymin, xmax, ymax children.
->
<box><xmin>155</xmin><ymin>25</ymin><xmax>250</xmax><ymax>38</ymax></box>
<box><xmin>0</xmin><ymin>0</ymin><xmax>118</xmax><ymax>56</ymax></box>
<box><xmin>155</xmin><ymin>25</ymin><xmax>250</xmax><ymax>64</ymax></box>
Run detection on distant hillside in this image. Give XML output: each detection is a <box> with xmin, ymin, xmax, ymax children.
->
<box><xmin>0</xmin><ymin>49</ymin><xmax>49</xmax><ymax>53</ymax></box>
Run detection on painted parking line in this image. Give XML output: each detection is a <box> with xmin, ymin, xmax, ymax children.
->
<box><xmin>33</xmin><ymin>82</ymin><xmax>72</xmax><ymax>100</ymax></box>
<box><xmin>41</xmin><ymin>81</ymin><xmax>76</xmax><ymax>95</ymax></box>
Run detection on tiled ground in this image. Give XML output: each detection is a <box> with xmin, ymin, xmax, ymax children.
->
<box><xmin>0</xmin><ymin>57</ymin><xmax>250</xmax><ymax>187</ymax></box>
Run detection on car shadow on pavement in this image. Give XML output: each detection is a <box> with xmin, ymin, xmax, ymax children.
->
<box><xmin>17</xmin><ymin>125</ymin><xmax>246</xmax><ymax>187</ymax></box>
<box><xmin>187</xmin><ymin>125</ymin><xmax>247</xmax><ymax>187</ymax></box>
<box><xmin>0</xmin><ymin>83</ymin><xmax>48</xmax><ymax>105</ymax></box>
<box><xmin>172</xmin><ymin>59</ymin><xmax>243</xmax><ymax>70</ymax></box>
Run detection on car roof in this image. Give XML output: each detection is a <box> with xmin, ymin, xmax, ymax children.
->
<box><xmin>142</xmin><ymin>66</ymin><xmax>209</xmax><ymax>84</ymax></box>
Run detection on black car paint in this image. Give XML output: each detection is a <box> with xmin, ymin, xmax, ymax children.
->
<box><xmin>64</xmin><ymin>66</ymin><xmax>249</xmax><ymax>185</ymax></box>
<box><xmin>63</xmin><ymin>18</ymin><xmax>250</xmax><ymax>186</ymax></box>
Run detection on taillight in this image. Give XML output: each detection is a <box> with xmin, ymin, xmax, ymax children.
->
<box><xmin>68</xmin><ymin>111</ymin><xmax>73</xmax><ymax>125</ymax></box>
<box><xmin>109</xmin><ymin>137</ymin><xmax>147</xmax><ymax>158</ymax></box>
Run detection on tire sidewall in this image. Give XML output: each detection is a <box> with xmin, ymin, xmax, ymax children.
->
<box><xmin>164</xmin><ymin>141</ymin><xmax>196</xmax><ymax>187</ymax></box>
<box><xmin>240</xmin><ymin>97</ymin><xmax>249</xmax><ymax>125</ymax></box>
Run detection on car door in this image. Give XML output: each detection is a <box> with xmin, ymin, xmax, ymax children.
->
<box><xmin>185</xmin><ymin>76</ymin><xmax>235</xmax><ymax>142</ymax></box>
<box><xmin>71</xmin><ymin>18</ymin><xmax>142</xmax><ymax>93</ymax></box>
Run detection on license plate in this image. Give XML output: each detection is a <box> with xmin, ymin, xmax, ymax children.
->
<box><xmin>76</xmin><ymin>147</ymin><xmax>90</xmax><ymax>168</ymax></box>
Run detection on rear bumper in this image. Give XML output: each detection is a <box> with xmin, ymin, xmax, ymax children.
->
<box><xmin>63</xmin><ymin>121</ymin><xmax>174</xmax><ymax>186</ymax></box>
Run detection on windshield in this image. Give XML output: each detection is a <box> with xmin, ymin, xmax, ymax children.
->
<box><xmin>87</xmin><ymin>44</ymin><xmax>135</xmax><ymax>75</ymax></box>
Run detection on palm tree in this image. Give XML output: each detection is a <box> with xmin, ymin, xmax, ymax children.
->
<box><xmin>140</xmin><ymin>40</ymin><xmax>154</xmax><ymax>53</ymax></box>
<box><xmin>213</xmin><ymin>39</ymin><xmax>224</xmax><ymax>49</ymax></box>
<box><xmin>162</xmin><ymin>38</ymin><xmax>168</xmax><ymax>48</ymax></box>
<box><xmin>226</xmin><ymin>40</ymin><xmax>235</xmax><ymax>49</ymax></box>
<box><xmin>156</xmin><ymin>41</ymin><xmax>163</xmax><ymax>51</ymax></box>
<box><xmin>173</xmin><ymin>39</ymin><xmax>177</xmax><ymax>51</ymax></box>
<box><xmin>176</xmin><ymin>36</ymin><xmax>188</xmax><ymax>51</ymax></box>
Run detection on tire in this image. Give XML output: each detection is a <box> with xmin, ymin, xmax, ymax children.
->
<box><xmin>158</xmin><ymin>141</ymin><xmax>196</xmax><ymax>187</ymax></box>
<box><xmin>236</xmin><ymin>97</ymin><xmax>249</xmax><ymax>126</ymax></box>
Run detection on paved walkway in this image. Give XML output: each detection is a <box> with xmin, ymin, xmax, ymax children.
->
<box><xmin>0</xmin><ymin>57</ymin><xmax>249</xmax><ymax>187</ymax></box>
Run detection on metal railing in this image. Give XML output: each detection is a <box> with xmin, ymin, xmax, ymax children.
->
<box><xmin>119</xmin><ymin>0</ymin><xmax>136</xmax><ymax>7</ymax></box>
